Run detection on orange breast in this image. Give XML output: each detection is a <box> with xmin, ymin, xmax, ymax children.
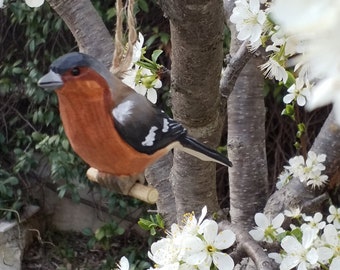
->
<box><xmin>56</xmin><ymin>70</ymin><xmax>166</xmax><ymax>176</ymax></box>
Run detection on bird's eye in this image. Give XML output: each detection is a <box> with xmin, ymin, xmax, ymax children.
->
<box><xmin>71</xmin><ymin>67</ymin><xmax>80</xmax><ymax>76</ymax></box>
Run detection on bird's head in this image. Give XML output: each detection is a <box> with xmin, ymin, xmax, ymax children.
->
<box><xmin>38</xmin><ymin>52</ymin><xmax>116</xmax><ymax>94</ymax></box>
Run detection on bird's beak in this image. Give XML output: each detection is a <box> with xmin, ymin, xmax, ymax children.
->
<box><xmin>38</xmin><ymin>70</ymin><xmax>64</xmax><ymax>91</ymax></box>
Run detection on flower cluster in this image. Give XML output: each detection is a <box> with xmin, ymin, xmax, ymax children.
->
<box><xmin>122</xmin><ymin>33</ymin><xmax>163</xmax><ymax>104</ymax></box>
<box><xmin>116</xmin><ymin>206</ymin><xmax>236</xmax><ymax>270</ymax></box>
<box><xmin>249</xmin><ymin>205</ymin><xmax>340</xmax><ymax>270</ymax></box>
<box><xmin>276</xmin><ymin>151</ymin><xmax>328</xmax><ymax>189</ymax></box>
<box><xmin>230</xmin><ymin>0</ymin><xmax>340</xmax><ymax>123</ymax></box>
<box><xmin>148</xmin><ymin>206</ymin><xmax>236</xmax><ymax>270</ymax></box>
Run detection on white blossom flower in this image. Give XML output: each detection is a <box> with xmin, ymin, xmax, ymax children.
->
<box><xmin>182</xmin><ymin>205</ymin><xmax>207</xmax><ymax>235</ymax></box>
<box><xmin>182</xmin><ymin>220</ymin><xmax>235</xmax><ymax>270</ymax></box>
<box><xmin>270</xmin><ymin>0</ymin><xmax>340</xmax><ymax>123</ymax></box>
<box><xmin>122</xmin><ymin>66</ymin><xmax>160</xmax><ymax>104</ymax></box>
<box><xmin>249</xmin><ymin>213</ymin><xmax>285</xmax><ymax>243</ymax></box>
<box><xmin>121</xmin><ymin>32</ymin><xmax>161</xmax><ymax>104</ymax></box>
<box><xmin>301</xmin><ymin>213</ymin><xmax>326</xmax><ymax>234</ymax></box>
<box><xmin>306</xmin><ymin>173</ymin><xmax>328</xmax><ymax>189</ymax></box>
<box><xmin>284</xmin><ymin>207</ymin><xmax>302</xmax><ymax>219</ymax></box>
<box><xmin>148</xmin><ymin>238</ymin><xmax>180</xmax><ymax>267</ymax></box>
<box><xmin>305</xmin><ymin>151</ymin><xmax>326</xmax><ymax>171</ymax></box>
<box><xmin>284</xmin><ymin>155</ymin><xmax>305</xmax><ymax>179</ymax></box>
<box><xmin>276</xmin><ymin>169</ymin><xmax>292</xmax><ymax>189</ymax></box>
<box><xmin>132</xmin><ymin>32</ymin><xmax>144</xmax><ymax>64</ymax></box>
<box><xmin>260</xmin><ymin>57</ymin><xmax>288</xmax><ymax>83</ymax></box>
<box><xmin>116</xmin><ymin>256</ymin><xmax>129</xmax><ymax>270</ymax></box>
<box><xmin>270</xmin><ymin>0</ymin><xmax>338</xmax><ymax>36</ymax></box>
<box><xmin>283</xmin><ymin>151</ymin><xmax>328</xmax><ymax>188</ymax></box>
<box><xmin>327</xmin><ymin>205</ymin><xmax>340</xmax><ymax>229</ymax></box>
<box><xmin>320</xmin><ymin>224</ymin><xmax>339</xmax><ymax>257</ymax></box>
<box><xmin>280</xmin><ymin>227</ymin><xmax>319</xmax><ymax>270</ymax></box>
<box><xmin>266</xmin><ymin>26</ymin><xmax>304</xmax><ymax>57</ymax></box>
<box><xmin>307</xmin><ymin>76</ymin><xmax>340</xmax><ymax>124</ymax></box>
<box><xmin>283</xmin><ymin>77</ymin><xmax>310</xmax><ymax>106</ymax></box>
<box><xmin>230</xmin><ymin>0</ymin><xmax>266</xmax><ymax>47</ymax></box>
<box><xmin>25</xmin><ymin>0</ymin><xmax>44</xmax><ymax>7</ymax></box>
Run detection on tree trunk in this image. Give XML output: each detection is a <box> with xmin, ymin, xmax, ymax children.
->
<box><xmin>46</xmin><ymin>0</ymin><xmax>114</xmax><ymax>68</ymax></box>
<box><xmin>227</xmin><ymin>55</ymin><xmax>268</xmax><ymax>229</ymax></box>
<box><xmin>145</xmin><ymin>153</ymin><xmax>177</xmax><ymax>225</ymax></box>
<box><xmin>159</xmin><ymin>0</ymin><xmax>225</xmax><ymax>220</ymax></box>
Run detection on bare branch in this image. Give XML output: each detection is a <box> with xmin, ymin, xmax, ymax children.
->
<box><xmin>46</xmin><ymin>0</ymin><xmax>114</xmax><ymax>68</ymax></box>
<box><xmin>220</xmin><ymin>41</ymin><xmax>252</xmax><ymax>99</ymax></box>
<box><xmin>220</xmin><ymin>221</ymin><xmax>279</xmax><ymax>270</ymax></box>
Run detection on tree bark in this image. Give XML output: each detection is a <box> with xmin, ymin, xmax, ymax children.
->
<box><xmin>46</xmin><ymin>0</ymin><xmax>114</xmax><ymax>69</ymax></box>
<box><xmin>159</xmin><ymin>0</ymin><xmax>225</xmax><ymax>220</ymax></box>
<box><xmin>145</xmin><ymin>153</ymin><xmax>177</xmax><ymax>225</ymax></box>
<box><xmin>227</xmin><ymin>55</ymin><xmax>268</xmax><ymax>230</ymax></box>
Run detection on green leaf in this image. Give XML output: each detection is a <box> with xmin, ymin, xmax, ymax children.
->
<box><xmin>116</xmin><ymin>226</ymin><xmax>125</xmax><ymax>235</ymax></box>
<box><xmin>95</xmin><ymin>228</ymin><xmax>106</xmax><ymax>241</ymax></box>
<box><xmin>284</xmin><ymin>71</ymin><xmax>296</xmax><ymax>88</ymax></box>
<box><xmin>106</xmin><ymin>7</ymin><xmax>116</xmax><ymax>20</ymax></box>
<box><xmin>155</xmin><ymin>213</ymin><xmax>165</xmax><ymax>229</ymax></box>
<box><xmin>150</xmin><ymin>227</ymin><xmax>156</xmax><ymax>236</ymax></box>
<box><xmin>145</xmin><ymin>35</ymin><xmax>158</xmax><ymax>47</ymax></box>
<box><xmin>297</xmin><ymin>123</ymin><xmax>305</xmax><ymax>133</ymax></box>
<box><xmin>57</xmin><ymin>185</ymin><xmax>67</xmax><ymax>198</ymax></box>
<box><xmin>159</xmin><ymin>33</ymin><xmax>170</xmax><ymax>45</ymax></box>
<box><xmin>294</xmin><ymin>141</ymin><xmax>301</xmax><ymax>150</ymax></box>
<box><xmin>5</xmin><ymin>176</ymin><xmax>19</xmax><ymax>186</ymax></box>
<box><xmin>151</xmin><ymin>50</ymin><xmax>163</xmax><ymax>63</ymax></box>
<box><xmin>12</xmin><ymin>67</ymin><xmax>24</xmax><ymax>74</ymax></box>
<box><xmin>281</xmin><ymin>104</ymin><xmax>295</xmax><ymax>120</ymax></box>
<box><xmin>61</xmin><ymin>139</ymin><xmax>69</xmax><ymax>151</ymax></box>
<box><xmin>138</xmin><ymin>219</ymin><xmax>152</xmax><ymax>230</ymax></box>
<box><xmin>82</xmin><ymin>228</ymin><xmax>94</xmax><ymax>237</ymax></box>
<box><xmin>45</xmin><ymin>110</ymin><xmax>54</xmax><ymax>126</ymax></box>
<box><xmin>31</xmin><ymin>131</ymin><xmax>43</xmax><ymax>141</ymax></box>
<box><xmin>138</xmin><ymin>0</ymin><xmax>149</xmax><ymax>12</ymax></box>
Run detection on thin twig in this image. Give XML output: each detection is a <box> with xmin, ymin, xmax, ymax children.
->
<box><xmin>220</xmin><ymin>41</ymin><xmax>252</xmax><ymax>99</ymax></box>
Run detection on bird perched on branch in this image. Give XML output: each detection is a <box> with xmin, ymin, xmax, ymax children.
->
<box><xmin>38</xmin><ymin>52</ymin><xmax>232</xmax><ymax>179</ymax></box>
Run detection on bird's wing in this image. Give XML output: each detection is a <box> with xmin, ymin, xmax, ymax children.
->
<box><xmin>112</xmin><ymin>93</ymin><xmax>186</xmax><ymax>155</ymax></box>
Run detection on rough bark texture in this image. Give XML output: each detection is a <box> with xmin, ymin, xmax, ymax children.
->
<box><xmin>223</xmin><ymin>0</ymin><xmax>268</xmax><ymax>230</ymax></box>
<box><xmin>227</xmin><ymin>55</ymin><xmax>268</xmax><ymax>230</ymax></box>
<box><xmin>159</xmin><ymin>0</ymin><xmax>225</xmax><ymax>220</ymax></box>
<box><xmin>265</xmin><ymin>110</ymin><xmax>340</xmax><ymax>217</ymax></box>
<box><xmin>145</xmin><ymin>153</ymin><xmax>177</xmax><ymax>225</ymax></box>
<box><xmin>46</xmin><ymin>0</ymin><xmax>114</xmax><ymax>69</ymax></box>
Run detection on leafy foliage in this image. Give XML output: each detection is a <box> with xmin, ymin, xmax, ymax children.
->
<box><xmin>138</xmin><ymin>213</ymin><xmax>165</xmax><ymax>236</ymax></box>
<box><xmin>0</xmin><ymin>1</ymin><xmax>78</xmax><ymax>219</ymax></box>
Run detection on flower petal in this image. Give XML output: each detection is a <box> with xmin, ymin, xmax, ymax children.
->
<box><xmin>330</xmin><ymin>257</ymin><xmax>340</xmax><ymax>270</ymax></box>
<box><xmin>198</xmin><ymin>206</ymin><xmax>207</xmax><ymax>225</ymax></box>
<box><xmin>212</xmin><ymin>252</ymin><xmax>234</xmax><ymax>270</ymax></box>
<box><xmin>147</xmin><ymin>88</ymin><xmax>157</xmax><ymax>104</ymax></box>
<box><xmin>272</xmin><ymin>213</ymin><xmax>284</xmax><ymax>228</ymax></box>
<box><xmin>25</xmin><ymin>0</ymin><xmax>44</xmax><ymax>7</ymax></box>
<box><xmin>214</xmin><ymin>230</ymin><xmax>236</xmax><ymax>250</ymax></box>
<box><xmin>281</xmin><ymin>236</ymin><xmax>302</xmax><ymax>254</ymax></box>
<box><xmin>202</xmin><ymin>220</ymin><xmax>218</xmax><ymax>245</ymax></box>
<box><xmin>254</xmin><ymin>213</ymin><xmax>270</xmax><ymax>228</ymax></box>
<box><xmin>117</xmin><ymin>256</ymin><xmax>129</xmax><ymax>270</ymax></box>
<box><xmin>280</xmin><ymin>255</ymin><xmax>300</xmax><ymax>270</ymax></box>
